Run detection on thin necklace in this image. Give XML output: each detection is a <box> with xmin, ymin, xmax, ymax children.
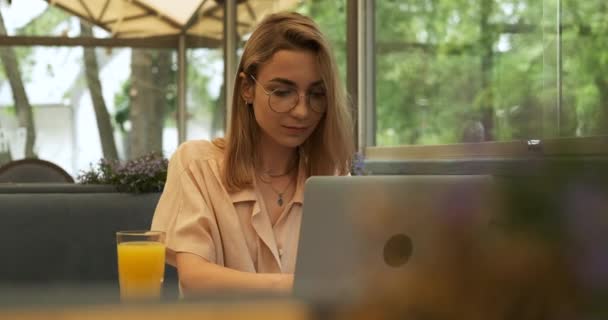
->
<box><xmin>259</xmin><ymin>159</ymin><xmax>298</xmax><ymax>180</ymax></box>
<box><xmin>258</xmin><ymin>174</ymin><xmax>294</xmax><ymax>207</ymax></box>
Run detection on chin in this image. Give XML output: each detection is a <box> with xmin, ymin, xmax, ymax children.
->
<box><xmin>279</xmin><ymin>140</ymin><xmax>307</xmax><ymax>149</ymax></box>
<box><xmin>276</xmin><ymin>135</ymin><xmax>310</xmax><ymax>149</ymax></box>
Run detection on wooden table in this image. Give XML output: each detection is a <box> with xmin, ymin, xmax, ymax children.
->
<box><xmin>0</xmin><ymin>300</ymin><xmax>310</xmax><ymax>320</ymax></box>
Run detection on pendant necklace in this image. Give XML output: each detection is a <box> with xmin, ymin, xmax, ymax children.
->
<box><xmin>257</xmin><ymin>158</ymin><xmax>298</xmax><ymax>206</ymax></box>
<box><xmin>272</xmin><ymin>178</ymin><xmax>293</xmax><ymax>206</ymax></box>
<box><xmin>258</xmin><ymin>174</ymin><xmax>294</xmax><ymax>207</ymax></box>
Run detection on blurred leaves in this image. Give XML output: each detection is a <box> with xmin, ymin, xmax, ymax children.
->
<box><xmin>315</xmin><ymin>0</ymin><xmax>608</xmax><ymax>145</ymax></box>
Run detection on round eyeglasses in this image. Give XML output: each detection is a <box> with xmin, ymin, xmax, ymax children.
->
<box><xmin>249</xmin><ymin>75</ymin><xmax>327</xmax><ymax>114</ymax></box>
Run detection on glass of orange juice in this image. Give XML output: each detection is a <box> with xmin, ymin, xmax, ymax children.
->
<box><xmin>116</xmin><ymin>230</ymin><xmax>166</xmax><ymax>301</ymax></box>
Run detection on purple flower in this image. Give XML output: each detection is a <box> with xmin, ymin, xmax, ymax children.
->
<box><xmin>352</xmin><ymin>152</ymin><xmax>368</xmax><ymax>176</ymax></box>
<box><xmin>77</xmin><ymin>152</ymin><xmax>168</xmax><ymax>193</ymax></box>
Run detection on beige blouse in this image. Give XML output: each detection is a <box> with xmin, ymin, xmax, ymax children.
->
<box><xmin>151</xmin><ymin>140</ymin><xmax>305</xmax><ymax>274</ymax></box>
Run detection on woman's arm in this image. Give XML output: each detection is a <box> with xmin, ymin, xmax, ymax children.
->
<box><xmin>176</xmin><ymin>252</ymin><xmax>293</xmax><ymax>296</ymax></box>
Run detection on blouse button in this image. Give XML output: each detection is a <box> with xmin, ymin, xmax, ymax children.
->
<box><xmin>278</xmin><ymin>248</ymin><xmax>284</xmax><ymax>258</ymax></box>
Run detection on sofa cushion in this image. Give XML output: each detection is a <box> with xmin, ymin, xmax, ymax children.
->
<box><xmin>0</xmin><ymin>191</ymin><xmax>177</xmax><ymax>294</ymax></box>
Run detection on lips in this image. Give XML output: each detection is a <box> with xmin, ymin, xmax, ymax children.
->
<box><xmin>282</xmin><ymin>125</ymin><xmax>309</xmax><ymax>134</ymax></box>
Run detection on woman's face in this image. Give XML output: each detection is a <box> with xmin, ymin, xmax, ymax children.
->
<box><xmin>243</xmin><ymin>49</ymin><xmax>325</xmax><ymax>150</ymax></box>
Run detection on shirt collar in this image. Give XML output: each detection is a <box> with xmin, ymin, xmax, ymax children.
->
<box><xmin>211</xmin><ymin>158</ymin><xmax>254</xmax><ymax>204</ymax></box>
<box><xmin>228</xmin><ymin>156</ymin><xmax>307</xmax><ymax>205</ymax></box>
<box><xmin>229</xmin><ymin>186</ymin><xmax>256</xmax><ymax>204</ymax></box>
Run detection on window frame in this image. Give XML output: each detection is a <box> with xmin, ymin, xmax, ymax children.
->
<box><xmin>365</xmin><ymin>136</ymin><xmax>608</xmax><ymax>160</ymax></box>
<box><xmin>355</xmin><ymin>0</ymin><xmax>608</xmax><ymax>161</ymax></box>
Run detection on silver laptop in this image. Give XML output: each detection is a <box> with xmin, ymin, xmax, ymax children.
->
<box><xmin>293</xmin><ymin>175</ymin><xmax>502</xmax><ymax>304</ymax></box>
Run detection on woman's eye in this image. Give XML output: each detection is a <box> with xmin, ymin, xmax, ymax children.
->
<box><xmin>310</xmin><ymin>91</ymin><xmax>326</xmax><ymax>98</ymax></box>
<box><xmin>273</xmin><ymin>89</ymin><xmax>293</xmax><ymax>97</ymax></box>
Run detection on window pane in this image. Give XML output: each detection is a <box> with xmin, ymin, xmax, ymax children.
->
<box><xmin>0</xmin><ymin>6</ymin><xmax>178</xmax><ymax>175</ymax></box>
<box><xmin>186</xmin><ymin>47</ymin><xmax>225</xmax><ymax>141</ymax></box>
<box><xmin>296</xmin><ymin>1</ymin><xmax>347</xmax><ymax>81</ymax></box>
<box><xmin>0</xmin><ymin>44</ymin><xmax>177</xmax><ymax>176</ymax></box>
<box><xmin>561</xmin><ymin>0</ymin><xmax>608</xmax><ymax>137</ymax></box>
<box><xmin>185</xmin><ymin>0</ymin><xmax>346</xmax><ymax>142</ymax></box>
<box><xmin>0</xmin><ymin>2</ymin><xmax>180</xmax><ymax>175</ymax></box>
<box><xmin>374</xmin><ymin>0</ymin><xmax>557</xmax><ymax>146</ymax></box>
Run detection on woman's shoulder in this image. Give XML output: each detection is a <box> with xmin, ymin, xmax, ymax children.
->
<box><xmin>172</xmin><ymin>138</ymin><xmax>225</xmax><ymax>167</ymax></box>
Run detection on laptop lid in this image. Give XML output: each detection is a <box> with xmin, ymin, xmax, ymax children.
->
<box><xmin>293</xmin><ymin>175</ymin><xmax>500</xmax><ymax>304</ymax></box>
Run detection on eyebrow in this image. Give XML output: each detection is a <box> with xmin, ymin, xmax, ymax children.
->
<box><xmin>268</xmin><ymin>77</ymin><xmax>324</xmax><ymax>88</ymax></box>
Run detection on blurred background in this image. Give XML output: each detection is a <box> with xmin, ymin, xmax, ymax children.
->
<box><xmin>1</xmin><ymin>0</ymin><xmax>606</xmax><ymax>175</ymax></box>
<box><xmin>0</xmin><ymin>1</ymin><xmax>607</xmax><ymax>318</ymax></box>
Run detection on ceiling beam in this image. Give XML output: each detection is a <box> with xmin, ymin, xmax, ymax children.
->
<box><xmin>47</xmin><ymin>1</ymin><xmax>112</xmax><ymax>34</ymax></box>
<box><xmin>131</xmin><ymin>0</ymin><xmax>183</xmax><ymax>29</ymax></box>
<box><xmin>98</xmin><ymin>0</ymin><xmax>111</xmax><ymax>21</ymax></box>
<box><xmin>0</xmin><ymin>35</ymin><xmax>223</xmax><ymax>49</ymax></box>
<box><xmin>77</xmin><ymin>0</ymin><xmax>96</xmax><ymax>21</ymax></box>
<box><xmin>182</xmin><ymin>0</ymin><xmax>210</xmax><ymax>33</ymax></box>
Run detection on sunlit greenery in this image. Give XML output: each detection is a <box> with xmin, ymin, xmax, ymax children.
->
<box><xmin>304</xmin><ymin>0</ymin><xmax>607</xmax><ymax>146</ymax></box>
<box><xmin>1</xmin><ymin>0</ymin><xmax>606</xmax><ymax>156</ymax></box>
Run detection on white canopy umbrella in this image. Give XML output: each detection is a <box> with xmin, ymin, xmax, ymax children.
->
<box><xmin>45</xmin><ymin>0</ymin><xmax>299</xmax><ymax>41</ymax></box>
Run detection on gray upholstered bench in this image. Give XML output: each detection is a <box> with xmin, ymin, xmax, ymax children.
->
<box><xmin>0</xmin><ymin>183</ymin><xmax>177</xmax><ymax>298</ymax></box>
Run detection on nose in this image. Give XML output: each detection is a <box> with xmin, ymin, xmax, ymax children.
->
<box><xmin>289</xmin><ymin>94</ymin><xmax>310</xmax><ymax>119</ymax></box>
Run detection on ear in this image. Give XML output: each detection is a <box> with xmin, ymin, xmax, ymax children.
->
<box><xmin>239</xmin><ymin>72</ymin><xmax>254</xmax><ymax>104</ymax></box>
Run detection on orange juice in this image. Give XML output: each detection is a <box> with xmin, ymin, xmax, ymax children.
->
<box><xmin>117</xmin><ymin>241</ymin><xmax>165</xmax><ymax>300</ymax></box>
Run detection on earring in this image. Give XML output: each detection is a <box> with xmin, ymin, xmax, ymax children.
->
<box><xmin>243</xmin><ymin>97</ymin><xmax>252</xmax><ymax>106</ymax></box>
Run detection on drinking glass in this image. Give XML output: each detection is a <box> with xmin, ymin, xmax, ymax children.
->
<box><xmin>116</xmin><ymin>230</ymin><xmax>165</xmax><ymax>300</ymax></box>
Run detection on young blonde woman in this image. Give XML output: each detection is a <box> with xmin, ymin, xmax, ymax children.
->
<box><xmin>151</xmin><ymin>12</ymin><xmax>354</xmax><ymax>295</ymax></box>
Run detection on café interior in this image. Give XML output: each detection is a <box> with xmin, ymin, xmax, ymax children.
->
<box><xmin>0</xmin><ymin>0</ymin><xmax>607</xmax><ymax>319</ymax></box>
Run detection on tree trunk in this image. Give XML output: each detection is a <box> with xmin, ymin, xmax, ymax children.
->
<box><xmin>80</xmin><ymin>21</ymin><xmax>118</xmax><ymax>160</ymax></box>
<box><xmin>129</xmin><ymin>49</ymin><xmax>153</xmax><ymax>159</ymax></box>
<box><xmin>479</xmin><ymin>0</ymin><xmax>495</xmax><ymax>141</ymax></box>
<box><xmin>129</xmin><ymin>49</ymin><xmax>167</xmax><ymax>158</ymax></box>
<box><xmin>0</xmin><ymin>11</ymin><xmax>36</xmax><ymax>158</ymax></box>
<box><xmin>152</xmin><ymin>51</ymin><xmax>171</xmax><ymax>154</ymax></box>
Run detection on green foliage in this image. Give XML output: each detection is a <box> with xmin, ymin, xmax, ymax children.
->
<box><xmin>1</xmin><ymin>106</ymin><xmax>15</xmax><ymax>116</ymax></box>
<box><xmin>302</xmin><ymin>0</ymin><xmax>608</xmax><ymax>146</ymax></box>
<box><xmin>113</xmin><ymin>79</ymin><xmax>131</xmax><ymax>132</ymax></box>
<box><xmin>3</xmin><ymin>0</ymin><xmax>607</xmax><ymax>150</ymax></box>
<box><xmin>561</xmin><ymin>0</ymin><xmax>608</xmax><ymax>136</ymax></box>
<box><xmin>297</xmin><ymin>0</ymin><xmax>347</xmax><ymax>82</ymax></box>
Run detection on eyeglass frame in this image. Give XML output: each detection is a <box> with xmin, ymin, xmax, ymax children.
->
<box><xmin>247</xmin><ymin>74</ymin><xmax>327</xmax><ymax>114</ymax></box>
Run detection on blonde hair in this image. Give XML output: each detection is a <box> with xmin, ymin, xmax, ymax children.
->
<box><xmin>216</xmin><ymin>12</ymin><xmax>354</xmax><ymax>192</ymax></box>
